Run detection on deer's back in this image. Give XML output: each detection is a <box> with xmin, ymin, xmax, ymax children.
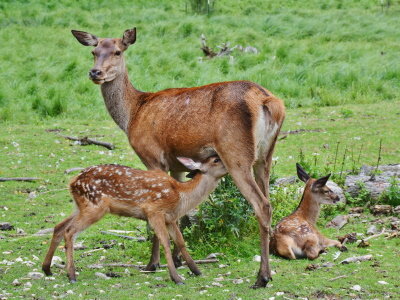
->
<box><xmin>70</xmin><ymin>165</ymin><xmax>179</xmax><ymax>213</ymax></box>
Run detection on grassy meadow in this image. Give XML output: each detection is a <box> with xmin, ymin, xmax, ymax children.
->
<box><xmin>1</xmin><ymin>0</ymin><xmax>400</xmax><ymax>299</ymax></box>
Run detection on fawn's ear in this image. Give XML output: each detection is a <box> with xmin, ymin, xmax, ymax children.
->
<box><xmin>122</xmin><ymin>27</ymin><xmax>136</xmax><ymax>49</ymax></box>
<box><xmin>71</xmin><ymin>30</ymin><xmax>98</xmax><ymax>46</ymax></box>
<box><xmin>296</xmin><ymin>163</ymin><xmax>310</xmax><ymax>183</ymax></box>
<box><xmin>177</xmin><ymin>157</ymin><xmax>202</xmax><ymax>171</ymax></box>
<box><xmin>313</xmin><ymin>174</ymin><xmax>331</xmax><ymax>188</ymax></box>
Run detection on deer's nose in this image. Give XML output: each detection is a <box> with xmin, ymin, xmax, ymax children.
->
<box><xmin>89</xmin><ymin>69</ymin><xmax>103</xmax><ymax>79</ymax></box>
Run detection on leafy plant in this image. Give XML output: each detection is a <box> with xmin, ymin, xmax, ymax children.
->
<box><xmin>380</xmin><ymin>177</ymin><xmax>400</xmax><ymax>206</ymax></box>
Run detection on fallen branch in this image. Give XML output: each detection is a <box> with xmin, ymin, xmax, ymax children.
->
<box><xmin>340</xmin><ymin>254</ymin><xmax>373</xmax><ymax>264</ymax></box>
<box><xmin>88</xmin><ymin>258</ymin><xmax>219</xmax><ymax>270</ymax></box>
<box><xmin>100</xmin><ymin>231</ymin><xmax>146</xmax><ymax>242</ymax></box>
<box><xmin>60</xmin><ymin>135</ymin><xmax>115</xmax><ymax>150</ymax></box>
<box><xmin>0</xmin><ymin>177</ymin><xmax>40</xmax><ymax>182</ymax></box>
<box><xmin>64</xmin><ymin>167</ymin><xmax>85</xmax><ymax>174</ymax></box>
<box><xmin>329</xmin><ymin>275</ymin><xmax>348</xmax><ymax>281</ymax></box>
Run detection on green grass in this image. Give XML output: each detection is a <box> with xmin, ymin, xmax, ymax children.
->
<box><xmin>1</xmin><ymin>0</ymin><xmax>400</xmax><ymax>122</ymax></box>
<box><xmin>1</xmin><ymin>102</ymin><xmax>399</xmax><ymax>299</ymax></box>
<box><xmin>1</xmin><ymin>0</ymin><xmax>400</xmax><ymax>298</ymax></box>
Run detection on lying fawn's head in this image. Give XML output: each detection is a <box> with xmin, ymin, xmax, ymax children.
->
<box><xmin>177</xmin><ymin>156</ymin><xmax>227</xmax><ymax>179</ymax></box>
<box><xmin>296</xmin><ymin>163</ymin><xmax>339</xmax><ymax>204</ymax></box>
<box><xmin>71</xmin><ymin>28</ymin><xmax>136</xmax><ymax>84</ymax></box>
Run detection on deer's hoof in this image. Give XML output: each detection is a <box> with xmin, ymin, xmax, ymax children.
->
<box><xmin>176</xmin><ymin>281</ymin><xmax>185</xmax><ymax>285</ymax></box>
<box><xmin>339</xmin><ymin>245</ymin><xmax>348</xmax><ymax>252</ymax></box>
<box><xmin>69</xmin><ymin>279</ymin><xmax>77</xmax><ymax>284</ymax></box>
<box><xmin>143</xmin><ymin>263</ymin><xmax>159</xmax><ymax>272</ymax></box>
<box><xmin>42</xmin><ymin>267</ymin><xmax>52</xmax><ymax>276</ymax></box>
<box><xmin>250</xmin><ymin>275</ymin><xmax>271</xmax><ymax>289</ymax></box>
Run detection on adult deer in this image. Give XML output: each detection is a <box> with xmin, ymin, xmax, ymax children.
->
<box><xmin>71</xmin><ymin>27</ymin><xmax>285</xmax><ymax>288</ymax></box>
<box><xmin>270</xmin><ymin>164</ymin><xmax>347</xmax><ymax>260</ymax></box>
<box><xmin>42</xmin><ymin>156</ymin><xmax>227</xmax><ymax>284</ymax></box>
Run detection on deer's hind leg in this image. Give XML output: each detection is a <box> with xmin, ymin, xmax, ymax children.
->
<box><xmin>64</xmin><ymin>198</ymin><xmax>108</xmax><ymax>282</ymax></box>
<box><xmin>274</xmin><ymin>235</ymin><xmax>297</xmax><ymax>260</ymax></box>
<box><xmin>147</xmin><ymin>214</ymin><xmax>183</xmax><ymax>284</ymax></box>
<box><xmin>42</xmin><ymin>214</ymin><xmax>76</xmax><ymax>276</ymax></box>
<box><xmin>167</xmin><ymin>222</ymin><xmax>201</xmax><ymax>276</ymax></box>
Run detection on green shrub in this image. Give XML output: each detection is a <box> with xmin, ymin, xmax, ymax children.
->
<box><xmin>380</xmin><ymin>177</ymin><xmax>400</xmax><ymax>206</ymax></box>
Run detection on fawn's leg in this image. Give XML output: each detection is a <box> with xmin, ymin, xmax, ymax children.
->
<box><xmin>167</xmin><ymin>222</ymin><xmax>201</xmax><ymax>275</ymax></box>
<box><xmin>148</xmin><ymin>215</ymin><xmax>183</xmax><ymax>284</ymax></box>
<box><xmin>42</xmin><ymin>214</ymin><xmax>75</xmax><ymax>275</ymax></box>
<box><xmin>303</xmin><ymin>239</ymin><xmax>321</xmax><ymax>260</ymax></box>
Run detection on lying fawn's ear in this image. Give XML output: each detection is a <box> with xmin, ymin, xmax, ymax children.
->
<box><xmin>71</xmin><ymin>30</ymin><xmax>98</xmax><ymax>46</ymax></box>
<box><xmin>122</xmin><ymin>27</ymin><xmax>136</xmax><ymax>49</ymax></box>
<box><xmin>177</xmin><ymin>157</ymin><xmax>202</xmax><ymax>171</ymax></box>
<box><xmin>296</xmin><ymin>163</ymin><xmax>310</xmax><ymax>183</ymax></box>
<box><xmin>313</xmin><ymin>174</ymin><xmax>331</xmax><ymax>188</ymax></box>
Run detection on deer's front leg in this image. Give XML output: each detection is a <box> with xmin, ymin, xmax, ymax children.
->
<box><xmin>320</xmin><ymin>235</ymin><xmax>347</xmax><ymax>252</ymax></box>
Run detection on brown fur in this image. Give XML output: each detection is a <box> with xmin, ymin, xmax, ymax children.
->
<box><xmin>71</xmin><ymin>28</ymin><xmax>286</xmax><ymax>287</ymax></box>
<box><xmin>270</xmin><ymin>167</ymin><xmax>346</xmax><ymax>260</ymax></box>
<box><xmin>42</xmin><ymin>157</ymin><xmax>226</xmax><ymax>284</ymax></box>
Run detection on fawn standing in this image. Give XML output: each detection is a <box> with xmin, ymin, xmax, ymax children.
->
<box><xmin>42</xmin><ymin>156</ymin><xmax>227</xmax><ymax>284</ymax></box>
<box><xmin>270</xmin><ymin>164</ymin><xmax>347</xmax><ymax>260</ymax></box>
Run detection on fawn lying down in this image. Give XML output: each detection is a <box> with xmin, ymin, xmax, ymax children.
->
<box><xmin>270</xmin><ymin>164</ymin><xmax>347</xmax><ymax>260</ymax></box>
<box><xmin>42</xmin><ymin>156</ymin><xmax>227</xmax><ymax>284</ymax></box>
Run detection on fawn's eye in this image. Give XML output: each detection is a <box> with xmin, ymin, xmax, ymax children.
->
<box><xmin>214</xmin><ymin>158</ymin><xmax>220</xmax><ymax>163</ymax></box>
<box><xmin>115</xmin><ymin>51</ymin><xmax>121</xmax><ymax>56</ymax></box>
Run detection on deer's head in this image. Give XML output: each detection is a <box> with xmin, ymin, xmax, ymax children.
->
<box><xmin>177</xmin><ymin>156</ymin><xmax>227</xmax><ymax>179</ymax></box>
<box><xmin>296</xmin><ymin>163</ymin><xmax>340</xmax><ymax>204</ymax></box>
<box><xmin>71</xmin><ymin>28</ymin><xmax>136</xmax><ymax>84</ymax></box>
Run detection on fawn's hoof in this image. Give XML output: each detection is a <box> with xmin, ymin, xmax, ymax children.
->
<box><xmin>173</xmin><ymin>257</ymin><xmax>183</xmax><ymax>268</ymax></box>
<box><xmin>70</xmin><ymin>279</ymin><xmax>77</xmax><ymax>284</ymax></box>
<box><xmin>175</xmin><ymin>281</ymin><xmax>185</xmax><ymax>285</ymax></box>
<box><xmin>339</xmin><ymin>245</ymin><xmax>348</xmax><ymax>252</ymax></box>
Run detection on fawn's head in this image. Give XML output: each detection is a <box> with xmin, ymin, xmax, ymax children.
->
<box><xmin>71</xmin><ymin>28</ymin><xmax>136</xmax><ymax>84</ymax></box>
<box><xmin>177</xmin><ymin>156</ymin><xmax>227</xmax><ymax>179</ymax></box>
<box><xmin>296</xmin><ymin>163</ymin><xmax>339</xmax><ymax>204</ymax></box>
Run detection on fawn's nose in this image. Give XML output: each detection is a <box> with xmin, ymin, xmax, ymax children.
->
<box><xmin>89</xmin><ymin>69</ymin><xmax>103</xmax><ymax>79</ymax></box>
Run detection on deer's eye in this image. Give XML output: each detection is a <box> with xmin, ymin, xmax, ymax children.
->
<box><xmin>324</xmin><ymin>190</ymin><xmax>330</xmax><ymax>194</ymax></box>
<box><xmin>214</xmin><ymin>158</ymin><xmax>220</xmax><ymax>163</ymax></box>
<box><xmin>115</xmin><ymin>51</ymin><xmax>121</xmax><ymax>56</ymax></box>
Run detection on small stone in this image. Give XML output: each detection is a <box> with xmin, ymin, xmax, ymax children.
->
<box><xmin>276</xmin><ymin>292</ymin><xmax>285</xmax><ymax>296</ymax></box>
<box><xmin>351</xmin><ymin>285</ymin><xmax>362</xmax><ymax>291</ymax></box>
<box><xmin>218</xmin><ymin>264</ymin><xmax>227</xmax><ymax>268</ymax></box>
<box><xmin>24</xmin><ymin>282</ymin><xmax>32</xmax><ymax>288</ymax></box>
<box><xmin>378</xmin><ymin>281</ymin><xmax>389</xmax><ymax>285</ymax></box>
<box><xmin>212</xmin><ymin>282</ymin><xmax>223</xmax><ymax>287</ymax></box>
<box><xmin>232</xmin><ymin>279</ymin><xmax>243</xmax><ymax>284</ymax></box>
<box><xmin>253</xmin><ymin>255</ymin><xmax>261</xmax><ymax>262</ymax></box>
<box><xmin>367</xmin><ymin>225</ymin><xmax>378</xmax><ymax>235</ymax></box>
<box><xmin>28</xmin><ymin>272</ymin><xmax>44</xmax><ymax>280</ymax></box>
<box><xmin>12</xmin><ymin>279</ymin><xmax>21</xmax><ymax>286</ymax></box>
<box><xmin>66</xmin><ymin>290</ymin><xmax>74</xmax><ymax>295</ymax></box>
<box><xmin>0</xmin><ymin>222</ymin><xmax>14</xmax><ymax>231</ymax></box>
<box><xmin>34</xmin><ymin>228</ymin><xmax>54</xmax><ymax>236</ymax></box>
<box><xmin>214</xmin><ymin>276</ymin><xmax>224</xmax><ymax>281</ymax></box>
<box><xmin>95</xmin><ymin>272</ymin><xmax>110</xmax><ymax>280</ymax></box>
<box><xmin>2</xmin><ymin>251</ymin><xmax>12</xmax><ymax>255</ymax></box>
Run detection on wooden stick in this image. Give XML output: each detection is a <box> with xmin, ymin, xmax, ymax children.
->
<box><xmin>60</xmin><ymin>135</ymin><xmax>115</xmax><ymax>150</ymax></box>
<box><xmin>329</xmin><ymin>275</ymin><xmax>348</xmax><ymax>281</ymax></box>
<box><xmin>88</xmin><ymin>259</ymin><xmax>219</xmax><ymax>270</ymax></box>
<box><xmin>64</xmin><ymin>167</ymin><xmax>85</xmax><ymax>174</ymax></box>
<box><xmin>0</xmin><ymin>177</ymin><xmax>40</xmax><ymax>182</ymax></box>
<box><xmin>340</xmin><ymin>254</ymin><xmax>373</xmax><ymax>264</ymax></box>
<box><xmin>100</xmin><ymin>231</ymin><xmax>146</xmax><ymax>242</ymax></box>
<box><xmin>362</xmin><ymin>230</ymin><xmax>386</xmax><ymax>242</ymax></box>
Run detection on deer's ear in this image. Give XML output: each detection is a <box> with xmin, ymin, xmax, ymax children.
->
<box><xmin>296</xmin><ymin>163</ymin><xmax>310</xmax><ymax>183</ymax></box>
<box><xmin>122</xmin><ymin>27</ymin><xmax>136</xmax><ymax>49</ymax></box>
<box><xmin>177</xmin><ymin>157</ymin><xmax>201</xmax><ymax>171</ymax></box>
<box><xmin>313</xmin><ymin>174</ymin><xmax>331</xmax><ymax>188</ymax></box>
<box><xmin>71</xmin><ymin>30</ymin><xmax>98</xmax><ymax>46</ymax></box>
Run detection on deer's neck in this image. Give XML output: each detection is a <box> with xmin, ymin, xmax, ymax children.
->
<box><xmin>177</xmin><ymin>174</ymin><xmax>220</xmax><ymax>218</ymax></box>
<box><xmin>100</xmin><ymin>70</ymin><xmax>143</xmax><ymax>134</ymax></box>
<box><xmin>296</xmin><ymin>190</ymin><xmax>320</xmax><ymax>225</ymax></box>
